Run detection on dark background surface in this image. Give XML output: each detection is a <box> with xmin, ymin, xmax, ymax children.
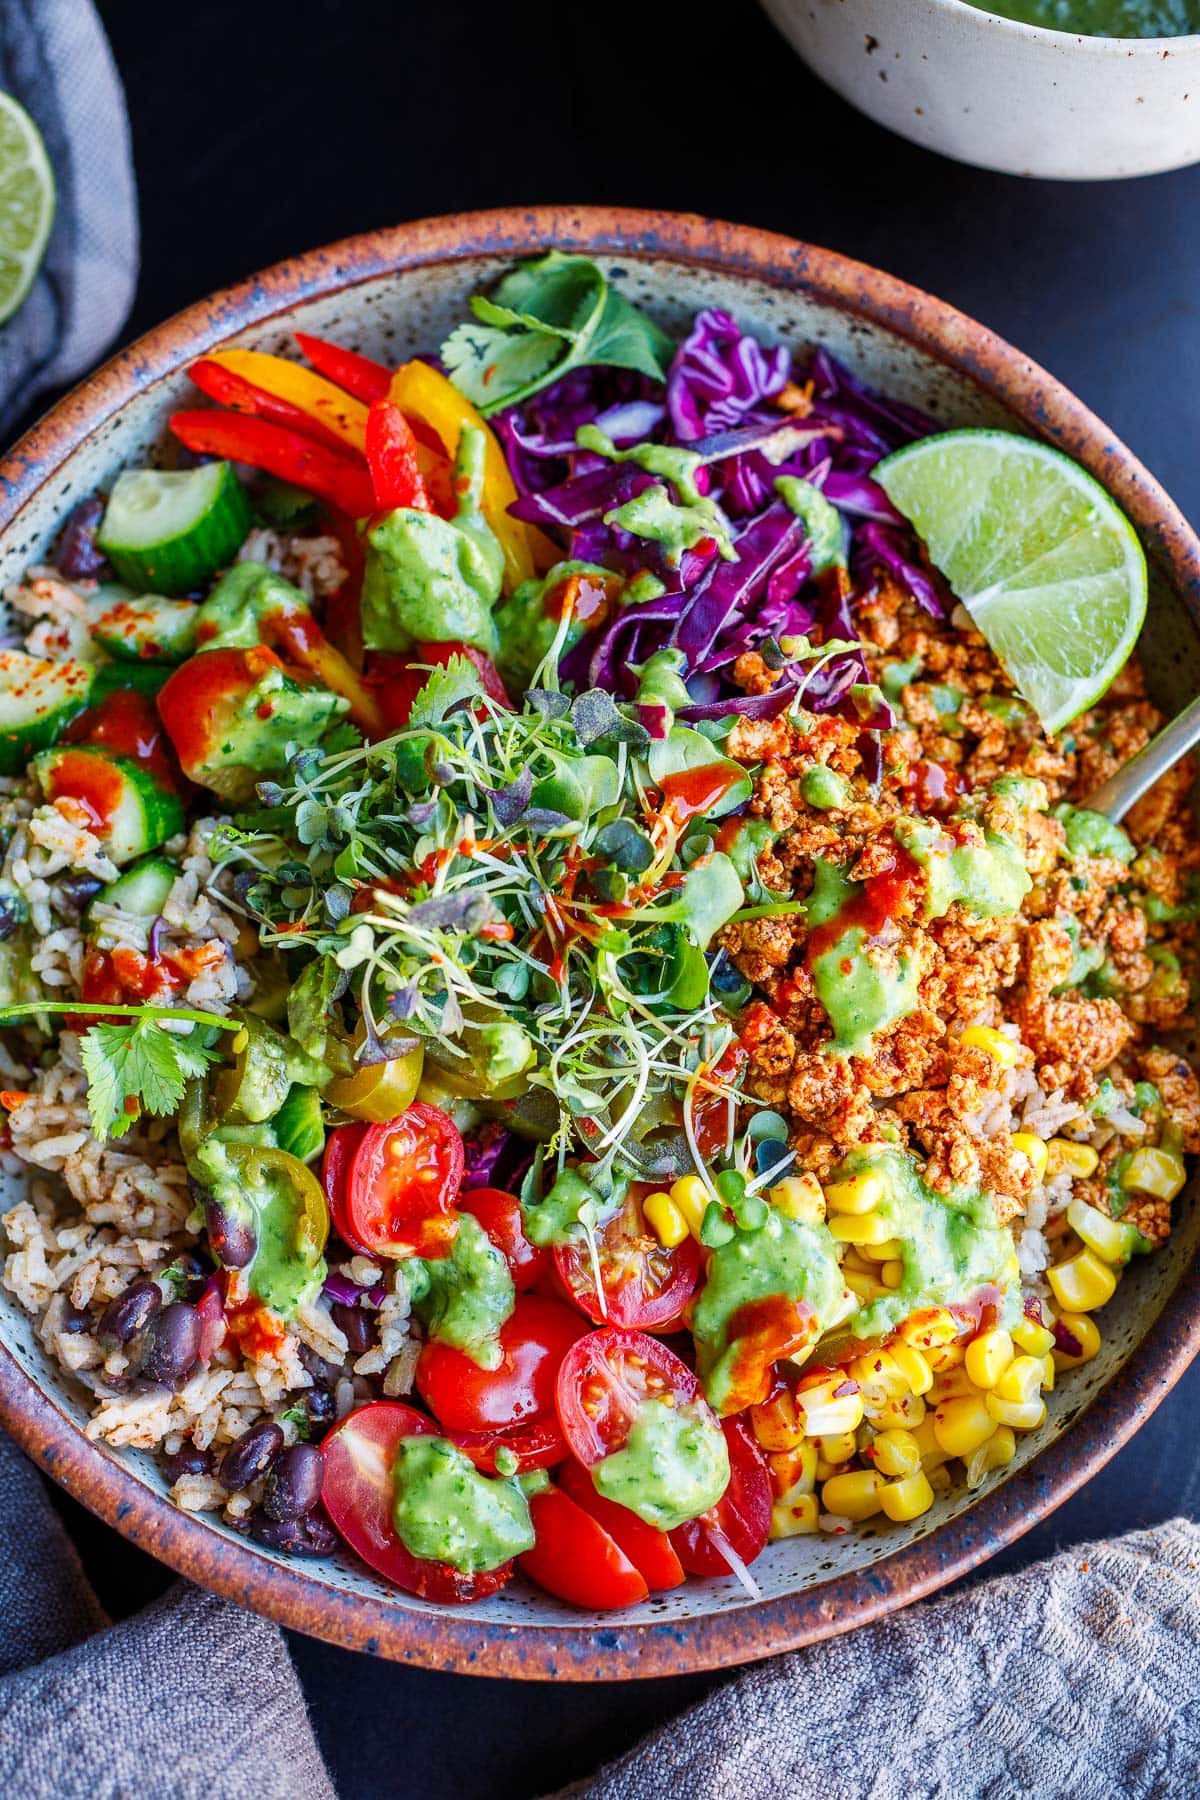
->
<box><xmin>36</xmin><ymin>1</ymin><xmax>1200</xmax><ymax>1793</ymax></box>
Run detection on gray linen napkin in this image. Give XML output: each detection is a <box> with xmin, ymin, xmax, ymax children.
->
<box><xmin>567</xmin><ymin>1516</ymin><xmax>1200</xmax><ymax>1800</ymax></box>
<box><xmin>0</xmin><ymin>1432</ymin><xmax>335</xmax><ymax>1799</ymax></box>
<box><xmin>0</xmin><ymin>0</ymin><xmax>137</xmax><ymax>438</ymax></box>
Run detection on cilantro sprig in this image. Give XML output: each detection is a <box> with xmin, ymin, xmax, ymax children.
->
<box><xmin>441</xmin><ymin>251</ymin><xmax>673</xmax><ymax>416</ymax></box>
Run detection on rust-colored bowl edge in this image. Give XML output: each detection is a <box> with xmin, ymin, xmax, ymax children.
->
<box><xmin>3</xmin><ymin>205</ymin><xmax>1200</xmax><ymax>1680</ymax></box>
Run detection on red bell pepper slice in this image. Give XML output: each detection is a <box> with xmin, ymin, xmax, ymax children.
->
<box><xmin>187</xmin><ymin>359</ymin><xmax>350</xmax><ymax>454</ymax></box>
<box><xmin>294</xmin><ymin>332</ymin><xmax>391</xmax><ymax>405</ymax></box>
<box><xmin>169</xmin><ymin>410</ymin><xmax>375</xmax><ymax>519</ymax></box>
<box><xmin>364</xmin><ymin>401</ymin><xmax>432</xmax><ymax>515</ymax></box>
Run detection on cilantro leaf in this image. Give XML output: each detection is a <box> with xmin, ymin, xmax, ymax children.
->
<box><xmin>407</xmin><ymin>655</ymin><xmax>486</xmax><ymax>729</ymax></box>
<box><xmin>440</xmin><ymin>252</ymin><xmax>673</xmax><ymax>416</ymax></box>
<box><xmin>79</xmin><ymin>1019</ymin><xmax>221</xmax><ymax>1141</ymax></box>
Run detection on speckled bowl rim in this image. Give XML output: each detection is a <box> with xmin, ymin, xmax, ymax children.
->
<box><xmin>2</xmin><ymin>205</ymin><xmax>1200</xmax><ymax>1679</ymax></box>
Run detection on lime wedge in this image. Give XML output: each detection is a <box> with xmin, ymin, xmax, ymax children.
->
<box><xmin>0</xmin><ymin>91</ymin><xmax>55</xmax><ymax>326</ymax></box>
<box><xmin>876</xmin><ymin>430</ymin><xmax>1147</xmax><ymax>736</ymax></box>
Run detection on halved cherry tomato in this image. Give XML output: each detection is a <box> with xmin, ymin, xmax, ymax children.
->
<box><xmin>345</xmin><ymin>1103</ymin><xmax>464</xmax><ymax>1259</ymax></box>
<box><xmin>365</xmin><ymin>641</ymin><xmax>511</xmax><ymax>736</ymax></box>
<box><xmin>555</xmin><ymin>1327</ymin><xmax>708</xmax><ymax>1469</ymax></box>
<box><xmin>553</xmin><ymin>1189</ymin><xmax>701</xmax><ymax>1330</ymax></box>
<box><xmin>417</xmin><ymin>1294</ymin><xmax>585</xmax><ymax>1434</ymax></box>
<box><xmin>321</xmin><ymin>1401</ymin><xmax>512</xmax><ymax>1603</ymax></box>
<box><xmin>518</xmin><ymin>1486</ymin><xmax>648</xmax><ymax>1610</ymax></box>
<box><xmin>558</xmin><ymin>1458</ymin><xmax>684</xmax><ymax>1592</ymax></box>
<box><xmin>669</xmin><ymin>1415</ymin><xmax>771</xmax><ymax>1578</ymax></box>
<box><xmin>447</xmin><ymin>1413</ymin><xmax>567</xmax><ymax>1476</ymax></box>
<box><xmin>461</xmin><ymin>1187</ymin><xmax>547</xmax><ymax>1291</ymax></box>
<box><xmin>321</xmin><ymin>1122</ymin><xmax>369</xmax><ymax>1253</ymax></box>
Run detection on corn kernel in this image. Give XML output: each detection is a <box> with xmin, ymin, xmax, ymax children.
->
<box><xmin>864</xmin><ymin>1390</ymin><xmax>927</xmax><ymax>1432</ymax></box>
<box><xmin>770</xmin><ymin>1173</ymin><xmax>825</xmax><ymax>1224</ymax></box>
<box><xmin>1067</xmin><ymin>1197</ymin><xmax>1132</xmax><ymax>1265</ymax></box>
<box><xmin>932</xmin><ymin>1394</ymin><xmax>996</xmax><ymax>1458</ymax></box>
<box><xmin>824</xmin><ymin>1171</ymin><xmax>887</xmax><ymax>1215</ymax></box>
<box><xmin>900</xmin><ymin>1308</ymin><xmax>960</xmax><ymax>1351</ymax></box>
<box><xmin>1041</xmin><ymin>1353</ymin><xmax>1055</xmax><ymax>1392</ymax></box>
<box><xmin>770</xmin><ymin>1493</ymin><xmax>819</xmax><ymax>1538</ymax></box>
<box><xmin>1046</xmin><ymin>1138</ymin><xmax>1100</xmax><ymax>1180</ymax></box>
<box><xmin>879</xmin><ymin>1469</ymin><xmax>935</xmax><ymax>1522</ymax></box>
<box><xmin>928</xmin><ymin>1464</ymin><xmax>953</xmax><ymax>1492</ymax></box>
<box><xmin>924</xmin><ymin>1339</ymin><xmax>966</xmax><ymax>1373</ymax></box>
<box><xmin>821</xmin><ymin>1469</ymin><xmax>883</xmax><ymax>1520</ymax></box>
<box><xmin>881</xmin><ymin>1259</ymin><xmax>905</xmax><ymax>1289</ymax></box>
<box><xmin>844</xmin><ymin>1269</ymin><xmax>890</xmax><ymax>1303</ymax></box>
<box><xmin>928</xmin><ymin>1365</ymin><xmax>976</xmax><ymax>1405</ymax></box>
<box><xmin>769</xmin><ymin>1441</ymin><xmax>818</xmax><ymax>1500</ymax></box>
<box><xmin>857</xmin><ymin>1238</ymin><xmax>904</xmax><ymax>1263</ymax></box>
<box><xmin>993</xmin><ymin>1354</ymin><xmax>1045</xmax><ymax>1404</ymax></box>
<box><xmin>643</xmin><ymin>1191</ymin><xmax>689</xmax><ymax>1249</ymax></box>
<box><xmin>668</xmin><ymin>1175</ymin><xmax>710</xmax><ymax>1240</ymax></box>
<box><xmin>890</xmin><ymin>1342</ymin><xmax>933</xmax><ymax>1396</ymax></box>
<box><xmin>965</xmin><ymin>1424</ymin><xmax>1016</xmax><ymax>1488</ymax></box>
<box><xmin>851</xmin><ymin>1350</ymin><xmax>909</xmax><ymax>1400</ymax></box>
<box><xmin>960</xmin><ymin>1024</ymin><xmax>1019</xmax><ymax>1068</ymax></box>
<box><xmin>1047</xmin><ymin>1247</ymin><xmax>1118</xmax><ymax>1314</ymax></box>
<box><xmin>911</xmin><ymin>1415</ymin><xmax>949</xmax><ymax>1469</ymax></box>
<box><xmin>986</xmin><ymin>1392</ymin><xmax>1046</xmax><ymax>1431</ymax></box>
<box><xmin>965</xmin><ymin>1328</ymin><xmax>1015</xmax><ymax>1390</ymax></box>
<box><xmin>796</xmin><ymin>1376</ymin><xmax>865</xmax><ymax>1438</ymax></box>
<box><xmin>1051</xmin><ymin>1311</ymin><xmax>1101</xmax><ymax>1369</ymax></box>
<box><xmin>871</xmin><ymin>1428</ymin><xmax>922</xmax><ymax>1479</ymax></box>
<box><xmin>1122</xmin><ymin>1146</ymin><xmax>1186</xmax><ymax>1203</ymax></box>
<box><xmin>830</xmin><ymin>1211</ymin><xmax>894</xmax><ymax>1246</ymax></box>
<box><xmin>819</xmin><ymin>1430</ymin><xmax>858</xmax><ymax>1464</ymax></box>
<box><xmin>1011</xmin><ymin>1132</ymin><xmax>1048</xmax><ymax>1182</ymax></box>
<box><xmin>1012</xmin><ymin>1316</ymin><xmax>1055</xmax><ymax>1357</ymax></box>
<box><xmin>750</xmin><ymin>1387</ymin><xmax>805</xmax><ymax>1453</ymax></box>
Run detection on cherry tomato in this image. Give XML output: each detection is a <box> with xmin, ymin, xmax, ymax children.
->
<box><xmin>447</xmin><ymin>1413</ymin><xmax>567</xmax><ymax>1476</ymax></box>
<box><xmin>365</xmin><ymin>641</ymin><xmax>510</xmax><ymax>735</ymax></box>
<box><xmin>417</xmin><ymin>1294</ymin><xmax>585</xmax><ymax>1434</ymax></box>
<box><xmin>321</xmin><ymin>1122</ymin><xmax>369</xmax><ymax>1253</ymax></box>
<box><xmin>321</xmin><ymin>1401</ymin><xmax>512</xmax><ymax>1603</ymax></box>
<box><xmin>670</xmin><ymin>1415</ymin><xmax>771</xmax><ymax>1578</ymax></box>
<box><xmin>553</xmin><ymin>1189</ymin><xmax>701</xmax><ymax>1330</ymax></box>
<box><xmin>518</xmin><ymin>1486</ymin><xmax>648</xmax><ymax>1610</ymax></box>
<box><xmin>346</xmin><ymin>1103</ymin><xmax>464</xmax><ymax>1260</ymax></box>
<box><xmin>461</xmin><ymin>1187</ymin><xmax>547</xmax><ymax>1291</ymax></box>
<box><xmin>555</xmin><ymin>1327</ymin><xmax>709</xmax><ymax>1469</ymax></box>
<box><xmin>558</xmin><ymin>1458</ymin><xmax>684</xmax><ymax>1592</ymax></box>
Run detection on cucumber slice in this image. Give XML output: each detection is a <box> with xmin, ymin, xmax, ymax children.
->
<box><xmin>32</xmin><ymin>746</ymin><xmax>185</xmax><ymax>864</ymax></box>
<box><xmin>90</xmin><ymin>661</ymin><xmax>170</xmax><ymax>705</ymax></box>
<box><xmin>0</xmin><ymin>651</ymin><xmax>93</xmax><ymax>775</ymax></box>
<box><xmin>89</xmin><ymin>584</ymin><xmax>199</xmax><ymax>664</ymax></box>
<box><xmin>254</xmin><ymin>475</ymin><xmax>320</xmax><ymax>532</ymax></box>
<box><xmin>98</xmin><ymin>462</ymin><xmax>252</xmax><ymax>596</ymax></box>
<box><xmin>94</xmin><ymin>853</ymin><xmax>177</xmax><ymax>919</ymax></box>
<box><xmin>272</xmin><ymin>1083</ymin><xmax>324</xmax><ymax>1162</ymax></box>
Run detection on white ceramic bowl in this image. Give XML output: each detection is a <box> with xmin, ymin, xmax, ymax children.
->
<box><xmin>758</xmin><ymin>0</ymin><xmax>1200</xmax><ymax>179</ymax></box>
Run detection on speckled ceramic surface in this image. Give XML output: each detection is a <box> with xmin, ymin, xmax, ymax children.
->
<box><xmin>2</xmin><ymin>207</ymin><xmax>1200</xmax><ymax>1677</ymax></box>
<box><xmin>758</xmin><ymin>0</ymin><xmax>1200</xmax><ymax>181</ymax></box>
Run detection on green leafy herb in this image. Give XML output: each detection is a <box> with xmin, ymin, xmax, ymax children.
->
<box><xmin>78</xmin><ymin>1016</ymin><xmax>222</xmax><ymax>1141</ymax></box>
<box><xmin>441</xmin><ymin>252</ymin><xmax>673</xmax><ymax>416</ymax></box>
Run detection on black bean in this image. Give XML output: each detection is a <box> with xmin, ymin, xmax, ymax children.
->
<box><xmin>251</xmin><ymin>1509</ymin><xmax>339</xmax><ymax>1556</ymax></box>
<box><xmin>219</xmin><ymin>1420</ymin><xmax>284</xmax><ymax>1492</ymax></box>
<box><xmin>298</xmin><ymin>1342</ymin><xmax>343</xmax><ymax>1387</ymax></box>
<box><xmin>53</xmin><ymin>495</ymin><xmax>108</xmax><ymax>579</ymax></box>
<box><xmin>302</xmin><ymin>1388</ymin><xmax>337</xmax><ymax>1438</ymax></box>
<box><xmin>138</xmin><ymin>1302</ymin><xmax>202</xmax><ymax>1384</ymax></box>
<box><xmin>263</xmin><ymin>1444</ymin><xmax>325</xmax><ymax>1520</ymax></box>
<box><xmin>163</xmin><ymin>1441</ymin><xmax>214</xmax><ymax>1482</ymax></box>
<box><xmin>54</xmin><ymin>874</ymin><xmax>103</xmax><ymax>923</ymax></box>
<box><xmin>331</xmin><ymin>1301</ymin><xmax>374</xmax><ymax>1355</ymax></box>
<box><xmin>98</xmin><ymin>1279</ymin><xmax>162</xmax><ymax>1344</ymax></box>
<box><xmin>59</xmin><ymin>1301</ymin><xmax>93</xmax><ymax>1335</ymax></box>
<box><xmin>204</xmin><ymin>1195</ymin><xmax>256</xmax><ymax>1270</ymax></box>
<box><xmin>0</xmin><ymin>892</ymin><xmax>27</xmax><ymax>941</ymax></box>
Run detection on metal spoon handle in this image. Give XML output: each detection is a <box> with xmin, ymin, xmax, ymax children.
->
<box><xmin>1086</xmin><ymin>691</ymin><xmax>1200</xmax><ymax>823</ymax></box>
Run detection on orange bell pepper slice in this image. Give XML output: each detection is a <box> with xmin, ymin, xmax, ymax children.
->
<box><xmin>204</xmin><ymin>349</ymin><xmax>369</xmax><ymax>453</ymax></box>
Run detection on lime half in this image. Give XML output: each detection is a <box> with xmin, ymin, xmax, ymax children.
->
<box><xmin>876</xmin><ymin>430</ymin><xmax>1147</xmax><ymax>736</ymax></box>
<box><xmin>0</xmin><ymin>91</ymin><xmax>55</xmax><ymax>326</ymax></box>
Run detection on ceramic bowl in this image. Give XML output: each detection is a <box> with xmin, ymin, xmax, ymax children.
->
<box><xmin>2</xmin><ymin>207</ymin><xmax>1200</xmax><ymax>1678</ymax></box>
<box><xmin>757</xmin><ymin>0</ymin><xmax>1200</xmax><ymax>180</ymax></box>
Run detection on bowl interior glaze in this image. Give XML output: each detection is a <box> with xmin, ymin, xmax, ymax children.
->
<box><xmin>1</xmin><ymin>210</ymin><xmax>1199</xmax><ymax>1677</ymax></box>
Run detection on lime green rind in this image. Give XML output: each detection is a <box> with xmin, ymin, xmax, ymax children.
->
<box><xmin>877</xmin><ymin>429</ymin><xmax>1147</xmax><ymax>736</ymax></box>
<box><xmin>0</xmin><ymin>91</ymin><xmax>56</xmax><ymax>326</ymax></box>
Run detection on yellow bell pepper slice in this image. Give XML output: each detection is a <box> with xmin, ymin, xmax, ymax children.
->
<box><xmin>388</xmin><ymin>360</ymin><xmax>536</xmax><ymax>590</ymax></box>
<box><xmin>206</xmin><ymin>349</ymin><xmax>369</xmax><ymax>452</ymax></box>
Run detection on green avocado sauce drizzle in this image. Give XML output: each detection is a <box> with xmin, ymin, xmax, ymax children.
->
<box><xmin>590</xmin><ymin>1397</ymin><xmax>731</xmax><ymax>1531</ymax></box>
<box><xmin>391</xmin><ymin>1437</ymin><xmax>535</xmax><ymax>1572</ymax></box>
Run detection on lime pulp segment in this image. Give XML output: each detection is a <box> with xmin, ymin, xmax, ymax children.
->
<box><xmin>876</xmin><ymin>430</ymin><xmax>1148</xmax><ymax>736</ymax></box>
<box><xmin>0</xmin><ymin>91</ymin><xmax>55</xmax><ymax>326</ymax></box>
